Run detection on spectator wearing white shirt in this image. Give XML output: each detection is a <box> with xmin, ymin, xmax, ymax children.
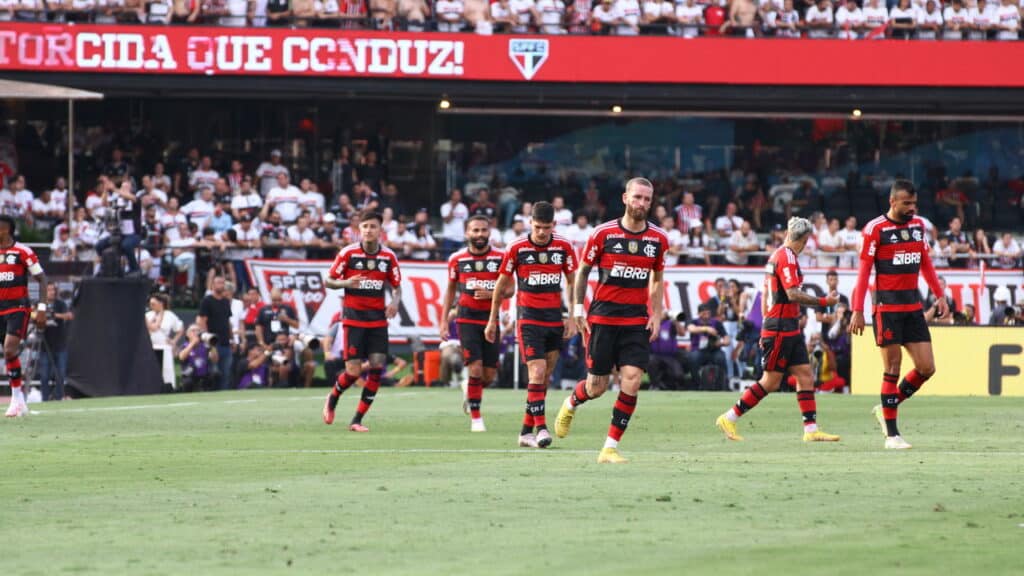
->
<box><xmin>862</xmin><ymin>0</ymin><xmax>888</xmax><ymax>31</ymax></box>
<box><xmin>995</xmin><ymin>0</ymin><xmax>1020</xmax><ymax>40</ymax></box>
<box><xmin>661</xmin><ymin>216</ymin><xmax>686</xmax><ymax>267</ymax></box>
<box><xmin>641</xmin><ymin>0</ymin><xmax>673</xmax><ymax>30</ymax></box>
<box><xmin>436</xmin><ymin>0</ymin><xmax>465</xmax><ymax>31</ymax></box>
<box><xmin>50</xmin><ymin>227</ymin><xmax>77</xmax><ymax>262</ymax></box>
<box><xmin>675</xmin><ymin>0</ymin><xmax>704</xmax><ymax>37</ymax></box>
<box><xmin>931</xmin><ymin>235</ymin><xmax>953</xmax><ymax>268</ymax></box>
<box><xmin>992</xmin><ymin>232</ymin><xmax>1022</xmax><ymax>269</ymax></box>
<box><xmin>31</xmin><ymin>189</ymin><xmax>62</xmax><ymax>228</ymax></box>
<box><xmin>567</xmin><ymin>213</ymin><xmax>593</xmax><ymax>257</ymax></box>
<box><xmin>714</xmin><ymin>202</ymin><xmax>743</xmax><ymax>239</ymax></box>
<box><xmin>916</xmin><ymin>0</ymin><xmax>943</xmax><ymax>39</ymax></box>
<box><xmin>968</xmin><ymin>0</ymin><xmax>996</xmax><ymax>39</ymax></box>
<box><xmin>765</xmin><ymin>0</ymin><xmax>800</xmax><ymax>36</ymax></box>
<box><xmin>230</xmin><ymin>177</ymin><xmax>263</xmax><ymax>222</ymax></box>
<box><xmin>685</xmin><ymin>220</ymin><xmax>713</xmax><ymax>265</ymax></box>
<box><xmin>614</xmin><ymin>0</ymin><xmax>641</xmax><ymax>34</ymax></box>
<box><xmin>0</xmin><ymin>174</ymin><xmax>34</xmax><ymax>222</ymax></box>
<box><xmin>297</xmin><ymin>178</ymin><xmax>324</xmax><ymax>223</ymax></box>
<box><xmin>491</xmin><ymin>0</ymin><xmax>517</xmax><ymax>30</ymax></box>
<box><xmin>255</xmin><ymin>150</ymin><xmax>289</xmax><ymax>197</ymax></box>
<box><xmin>726</xmin><ymin>220</ymin><xmax>760</xmax><ymax>266</ymax></box>
<box><xmin>591</xmin><ymin>0</ymin><xmax>618</xmax><ymax>33</ymax></box>
<box><xmin>536</xmin><ymin>0</ymin><xmax>566</xmax><ymax>32</ymax></box>
<box><xmin>182</xmin><ymin>186</ymin><xmax>216</xmax><ymax>232</ymax></box>
<box><xmin>262</xmin><ymin>172</ymin><xmax>303</xmax><ymax>224</ymax></box>
<box><xmin>804</xmin><ymin>0</ymin><xmax>834</xmax><ymax>38</ymax></box>
<box><xmin>943</xmin><ymin>0</ymin><xmax>968</xmax><ymax>38</ymax></box>
<box><xmin>93</xmin><ymin>0</ymin><xmax>122</xmax><ymax>24</ymax></box>
<box><xmin>502</xmin><ymin>219</ymin><xmax>526</xmax><ymax>248</ymax></box>
<box><xmin>220</xmin><ymin>0</ymin><xmax>248</xmax><ymax>24</ymax></box>
<box><xmin>440</xmin><ymin>188</ymin><xmax>469</xmax><ymax>258</ymax></box>
<box><xmin>189</xmin><ymin>156</ymin><xmax>219</xmax><ymax>196</ymax></box>
<box><xmin>48</xmin><ymin>177</ymin><xmax>70</xmax><ymax>213</ymax></box>
<box><xmin>281</xmin><ymin>213</ymin><xmax>316</xmax><ymax>260</ymax></box>
<box><xmin>837</xmin><ymin>215</ymin><xmax>860</xmax><ymax>268</ymax></box>
<box><xmin>509</xmin><ymin>0</ymin><xmax>538</xmax><ymax>32</ymax></box>
<box><xmin>835</xmin><ymin>0</ymin><xmax>864</xmax><ymax>38</ymax></box>
<box><xmin>552</xmin><ymin>195</ymin><xmax>573</xmax><ymax>236</ymax></box>
<box><xmin>890</xmin><ymin>0</ymin><xmax>918</xmax><ymax>38</ymax></box>
<box><xmin>816</xmin><ymin>217</ymin><xmax>842</xmax><ymax>267</ymax></box>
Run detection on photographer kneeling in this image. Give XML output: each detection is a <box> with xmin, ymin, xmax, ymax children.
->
<box><xmin>177</xmin><ymin>324</ymin><xmax>219</xmax><ymax>392</ymax></box>
<box><xmin>686</xmin><ymin>302</ymin><xmax>730</xmax><ymax>390</ymax></box>
<box><xmin>254</xmin><ymin>288</ymin><xmax>309</xmax><ymax>387</ymax></box>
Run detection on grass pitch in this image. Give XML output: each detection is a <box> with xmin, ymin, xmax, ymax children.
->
<box><xmin>2</xmin><ymin>388</ymin><xmax>1022</xmax><ymax>576</ymax></box>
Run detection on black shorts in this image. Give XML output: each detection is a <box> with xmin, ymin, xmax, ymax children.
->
<box><xmin>457</xmin><ymin>322</ymin><xmax>499</xmax><ymax>368</ymax></box>
<box><xmin>517</xmin><ymin>323</ymin><xmax>563</xmax><ymax>362</ymax></box>
<box><xmin>760</xmin><ymin>332</ymin><xmax>809</xmax><ymax>374</ymax></box>
<box><xmin>872</xmin><ymin>309</ymin><xmax>931</xmax><ymax>348</ymax></box>
<box><xmin>586</xmin><ymin>323</ymin><xmax>651</xmax><ymax>376</ymax></box>
<box><xmin>0</xmin><ymin>309</ymin><xmax>29</xmax><ymax>341</ymax></box>
<box><xmin>342</xmin><ymin>325</ymin><xmax>388</xmax><ymax>361</ymax></box>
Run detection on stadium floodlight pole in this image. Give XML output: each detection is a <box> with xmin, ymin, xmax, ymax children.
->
<box><xmin>66</xmin><ymin>99</ymin><xmax>74</xmax><ymax>226</ymax></box>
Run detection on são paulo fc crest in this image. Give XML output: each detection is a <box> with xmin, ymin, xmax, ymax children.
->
<box><xmin>509</xmin><ymin>39</ymin><xmax>549</xmax><ymax>81</ymax></box>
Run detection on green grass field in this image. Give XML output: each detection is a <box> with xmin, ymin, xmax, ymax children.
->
<box><xmin>2</xmin><ymin>388</ymin><xmax>1021</xmax><ymax>576</ymax></box>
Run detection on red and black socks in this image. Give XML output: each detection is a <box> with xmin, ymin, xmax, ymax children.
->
<box><xmin>731</xmin><ymin>382</ymin><xmax>768</xmax><ymax>419</ymax></box>
<box><xmin>897</xmin><ymin>369</ymin><xmax>929</xmax><ymax>403</ymax></box>
<box><xmin>881</xmin><ymin>372</ymin><xmax>900</xmax><ymax>437</ymax></box>
<box><xmin>525</xmin><ymin>382</ymin><xmax>547</xmax><ymax>432</ymax></box>
<box><xmin>569</xmin><ymin>380</ymin><xmax>590</xmax><ymax>410</ymax></box>
<box><xmin>467</xmin><ymin>376</ymin><xmax>483</xmax><ymax>420</ymax></box>
<box><xmin>605</xmin><ymin>392</ymin><xmax>637</xmax><ymax>448</ymax></box>
<box><xmin>352</xmin><ymin>368</ymin><xmax>382</xmax><ymax>425</ymax></box>
<box><xmin>329</xmin><ymin>371</ymin><xmax>358</xmax><ymax>410</ymax></box>
<box><xmin>796</xmin><ymin>390</ymin><xmax>817</xmax><ymax>432</ymax></box>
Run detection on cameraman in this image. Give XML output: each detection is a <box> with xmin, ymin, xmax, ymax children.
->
<box><xmin>254</xmin><ymin>287</ymin><xmax>300</xmax><ymax>387</ymax></box>
<box><xmin>825</xmin><ymin>302</ymin><xmax>852</xmax><ymax>386</ymax></box>
<box><xmin>805</xmin><ymin>332</ymin><xmax>847</xmax><ymax>393</ymax></box>
<box><xmin>94</xmin><ymin>180</ymin><xmax>142</xmax><ymax>274</ymax></box>
<box><xmin>237</xmin><ymin>343</ymin><xmax>271</xmax><ymax>389</ymax></box>
<box><xmin>198</xmin><ymin>276</ymin><xmax>234</xmax><ymax>390</ymax></box>
<box><xmin>177</xmin><ymin>324</ymin><xmax>219</xmax><ymax>392</ymax></box>
<box><xmin>686</xmin><ymin>302</ymin><xmax>730</xmax><ymax>390</ymax></box>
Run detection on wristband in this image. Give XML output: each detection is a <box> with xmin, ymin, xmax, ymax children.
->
<box><xmin>818</xmin><ymin>297</ymin><xmax>828</xmax><ymax>307</ymax></box>
<box><xmin>573</xmin><ymin>304</ymin><xmax>584</xmax><ymax>317</ymax></box>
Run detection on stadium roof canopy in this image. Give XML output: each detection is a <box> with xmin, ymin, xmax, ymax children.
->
<box><xmin>0</xmin><ymin>78</ymin><xmax>103</xmax><ymax>101</ymax></box>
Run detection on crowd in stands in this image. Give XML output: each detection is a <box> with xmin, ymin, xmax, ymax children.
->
<box><xmin>4</xmin><ymin>0</ymin><xmax>1023</xmax><ymax>40</ymax></box>
<box><xmin>12</xmin><ymin>138</ymin><xmax>1021</xmax><ymax>399</ymax></box>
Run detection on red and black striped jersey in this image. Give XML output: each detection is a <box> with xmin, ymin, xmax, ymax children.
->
<box><xmin>581</xmin><ymin>220</ymin><xmax>669</xmax><ymax>326</ymax></box>
<box><xmin>500</xmin><ymin>234</ymin><xmax>576</xmax><ymax>327</ymax></box>
<box><xmin>762</xmin><ymin>245</ymin><xmax>803</xmax><ymax>336</ymax></box>
<box><xmin>860</xmin><ymin>215</ymin><xmax>928</xmax><ymax>312</ymax></box>
<box><xmin>0</xmin><ymin>242</ymin><xmax>42</xmax><ymax>314</ymax></box>
<box><xmin>448</xmin><ymin>247</ymin><xmax>504</xmax><ymax>326</ymax></box>
<box><xmin>327</xmin><ymin>243</ymin><xmax>401</xmax><ymax>328</ymax></box>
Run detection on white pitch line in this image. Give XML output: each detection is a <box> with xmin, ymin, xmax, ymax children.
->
<box><xmin>228</xmin><ymin>448</ymin><xmax>1024</xmax><ymax>457</ymax></box>
<box><xmin>30</xmin><ymin>391</ymin><xmax>424</xmax><ymax>414</ymax></box>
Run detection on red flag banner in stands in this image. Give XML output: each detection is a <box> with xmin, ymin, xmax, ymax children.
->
<box><xmin>3</xmin><ymin>23</ymin><xmax>1024</xmax><ymax>86</ymax></box>
<box><xmin>246</xmin><ymin>259</ymin><xmax>1023</xmax><ymax>338</ymax></box>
